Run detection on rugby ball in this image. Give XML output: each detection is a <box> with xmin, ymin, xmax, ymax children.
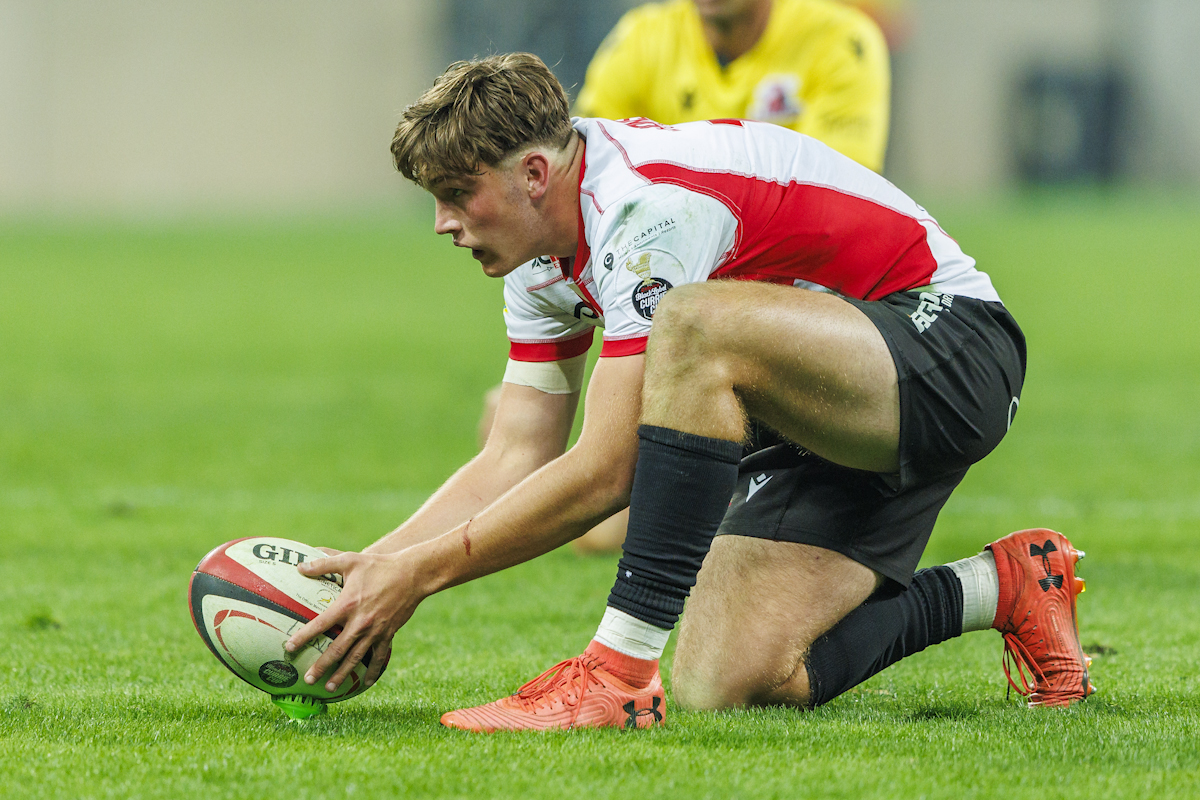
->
<box><xmin>189</xmin><ymin>537</ymin><xmax>379</xmax><ymax>703</ymax></box>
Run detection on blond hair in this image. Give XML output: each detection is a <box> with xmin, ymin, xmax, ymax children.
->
<box><xmin>392</xmin><ymin>53</ymin><xmax>574</xmax><ymax>187</ymax></box>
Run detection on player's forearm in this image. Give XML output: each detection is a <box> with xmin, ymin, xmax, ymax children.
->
<box><xmin>411</xmin><ymin>447</ymin><xmax>632</xmax><ymax>595</ymax></box>
<box><xmin>399</xmin><ymin>357</ymin><xmax>641</xmax><ymax>592</ymax></box>
<box><xmin>365</xmin><ymin>383</ymin><xmax>579</xmax><ymax>556</ymax></box>
<box><xmin>364</xmin><ymin>447</ymin><xmax>550</xmax><ymax>556</ymax></box>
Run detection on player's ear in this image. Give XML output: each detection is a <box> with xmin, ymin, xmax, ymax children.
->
<box><xmin>522</xmin><ymin>151</ymin><xmax>551</xmax><ymax>200</ymax></box>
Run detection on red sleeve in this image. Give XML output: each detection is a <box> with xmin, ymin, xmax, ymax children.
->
<box><xmin>508</xmin><ymin>330</ymin><xmax>594</xmax><ymax>362</ymax></box>
<box><xmin>599</xmin><ymin>336</ymin><xmax>648</xmax><ymax>358</ymax></box>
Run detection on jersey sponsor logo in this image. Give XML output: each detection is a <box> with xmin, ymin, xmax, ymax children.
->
<box><xmin>612</xmin><ymin>217</ymin><xmax>677</xmax><ymax>260</ymax></box>
<box><xmin>625</xmin><ymin>253</ymin><xmax>654</xmax><ymax>284</ymax></box>
<box><xmin>632</xmin><ymin>278</ymin><xmax>673</xmax><ymax>319</ymax></box>
<box><xmin>748</xmin><ymin>74</ymin><xmax>803</xmax><ymax>125</ymax></box>
<box><xmin>624</xmin><ymin>249</ymin><xmax>686</xmax><ymax>320</ymax></box>
<box><xmin>909</xmin><ymin>291</ymin><xmax>954</xmax><ymax>333</ymax></box>
<box><xmin>625</xmin><ymin>252</ymin><xmax>674</xmax><ymax>319</ymax></box>
<box><xmin>747</xmin><ymin>473</ymin><xmax>773</xmax><ymax>501</ymax></box>
<box><xmin>566</xmin><ymin>279</ymin><xmax>604</xmax><ymax>323</ymax></box>
<box><xmin>573</xmin><ymin>301</ymin><xmax>601</xmax><ymax>322</ymax></box>
<box><xmin>530</xmin><ymin>255</ymin><xmax>557</xmax><ymax>275</ymax></box>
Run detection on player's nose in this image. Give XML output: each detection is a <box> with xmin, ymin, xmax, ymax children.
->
<box><xmin>433</xmin><ymin>200</ymin><xmax>462</xmax><ymax>237</ymax></box>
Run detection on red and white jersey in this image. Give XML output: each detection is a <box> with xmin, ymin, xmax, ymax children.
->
<box><xmin>503</xmin><ymin>117</ymin><xmax>999</xmax><ymax>363</ymax></box>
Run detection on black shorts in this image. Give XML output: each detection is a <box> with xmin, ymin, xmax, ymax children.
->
<box><xmin>715</xmin><ymin>289</ymin><xmax>1027</xmax><ymax>587</ymax></box>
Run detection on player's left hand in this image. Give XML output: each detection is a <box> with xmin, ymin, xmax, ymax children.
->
<box><xmin>285</xmin><ymin>550</ymin><xmax>421</xmax><ymax>691</ymax></box>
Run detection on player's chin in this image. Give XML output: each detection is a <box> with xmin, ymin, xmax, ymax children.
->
<box><xmin>478</xmin><ymin>253</ymin><xmax>519</xmax><ymax>278</ymax></box>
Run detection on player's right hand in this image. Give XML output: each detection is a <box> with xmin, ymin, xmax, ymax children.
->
<box><xmin>285</xmin><ymin>550</ymin><xmax>423</xmax><ymax>692</ymax></box>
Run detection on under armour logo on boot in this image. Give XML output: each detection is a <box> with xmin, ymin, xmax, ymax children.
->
<box><xmin>623</xmin><ymin>696</ymin><xmax>663</xmax><ymax>728</ymax></box>
<box><xmin>1038</xmin><ymin>574</ymin><xmax>1065</xmax><ymax>591</ymax></box>
<box><xmin>1030</xmin><ymin>540</ymin><xmax>1064</xmax><ymax>592</ymax></box>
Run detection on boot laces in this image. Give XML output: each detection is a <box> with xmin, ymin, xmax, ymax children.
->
<box><xmin>1001</xmin><ymin>631</ymin><xmax>1045</xmax><ymax>700</ymax></box>
<box><xmin>510</xmin><ymin>655</ymin><xmax>605</xmax><ymax>723</ymax></box>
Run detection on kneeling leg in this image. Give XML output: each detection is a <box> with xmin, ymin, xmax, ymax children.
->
<box><xmin>673</xmin><ymin>536</ymin><xmax>966</xmax><ymax>709</ymax></box>
<box><xmin>672</xmin><ymin>536</ymin><xmax>879</xmax><ymax>709</ymax></box>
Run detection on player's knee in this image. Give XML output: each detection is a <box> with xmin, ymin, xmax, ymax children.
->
<box><xmin>671</xmin><ymin>658</ymin><xmax>745</xmax><ymax>711</ymax></box>
<box><xmin>653</xmin><ymin>284</ymin><xmax>707</xmax><ymax>341</ymax></box>
<box><xmin>649</xmin><ymin>285</ymin><xmax>734</xmax><ymax>368</ymax></box>
<box><xmin>672</xmin><ymin>647</ymin><xmax>799</xmax><ymax>711</ymax></box>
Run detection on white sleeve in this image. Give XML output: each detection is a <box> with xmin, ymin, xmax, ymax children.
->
<box><xmin>503</xmin><ymin>259</ymin><xmax>597</xmax><ymax>362</ymax></box>
<box><xmin>589</xmin><ymin>185</ymin><xmax>738</xmax><ymax>355</ymax></box>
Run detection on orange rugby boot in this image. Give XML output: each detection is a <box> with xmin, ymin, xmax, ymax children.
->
<box><xmin>440</xmin><ymin>649</ymin><xmax>666</xmax><ymax>732</ymax></box>
<box><xmin>988</xmin><ymin>528</ymin><xmax>1095</xmax><ymax>707</ymax></box>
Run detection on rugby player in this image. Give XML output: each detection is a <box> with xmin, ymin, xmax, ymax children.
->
<box><xmin>286</xmin><ymin>54</ymin><xmax>1094</xmax><ymax>730</ymax></box>
<box><xmin>479</xmin><ymin>0</ymin><xmax>892</xmax><ymax>553</ymax></box>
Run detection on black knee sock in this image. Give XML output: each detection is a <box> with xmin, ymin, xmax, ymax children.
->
<box><xmin>805</xmin><ymin>565</ymin><xmax>964</xmax><ymax>707</ymax></box>
<box><xmin>607</xmin><ymin>425</ymin><xmax>744</xmax><ymax>630</ymax></box>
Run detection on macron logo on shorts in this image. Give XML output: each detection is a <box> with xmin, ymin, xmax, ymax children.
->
<box><xmin>747</xmin><ymin>474</ymin><xmax>773</xmax><ymax>501</ymax></box>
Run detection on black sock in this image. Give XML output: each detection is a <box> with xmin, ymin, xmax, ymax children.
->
<box><xmin>805</xmin><ymin>565</ymin><xmax>964</xmax><ymax>707</ymax></box>
<box><xmin>607</xmin><ymin>425</ymin><xmax>743</xmax><ymax>630</ymax></box>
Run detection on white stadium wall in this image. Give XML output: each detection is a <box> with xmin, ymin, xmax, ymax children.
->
<box><xmin>1</xmin><ymin>0</ymin><xmax>1198</xmax><ymax>213</ymax></box>
<box><xmin>0</xmin><ymin>0</ymin><xmax>446</xmax><ymax>214</ymax></box>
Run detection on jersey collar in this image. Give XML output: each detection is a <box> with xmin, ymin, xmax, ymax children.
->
<box><xmin>561</xmin><ymin>138</ymin><xmax>591</xmax><ymax>283</ymax></box>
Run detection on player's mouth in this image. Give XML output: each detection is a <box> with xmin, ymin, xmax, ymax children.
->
<box><xmin>472</xmin><ymin>247</ymin><xmax>502</xmax><ymax>274</ymax></box>
<box><xmin>451</xmin><ymin>237</ymin><xmax>487</xmax><ymax>262</ymax></box>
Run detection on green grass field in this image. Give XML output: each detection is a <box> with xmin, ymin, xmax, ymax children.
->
<box><xmin>3</xmin><ymin>193</ymin><xmax>1200</xmax><ymax>798</ymax></box>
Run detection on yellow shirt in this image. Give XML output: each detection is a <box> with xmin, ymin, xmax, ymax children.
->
<box><xmin>575</xmin><ymin>0</ymin><xmax>890</xmax><ymax>171</ymax></box>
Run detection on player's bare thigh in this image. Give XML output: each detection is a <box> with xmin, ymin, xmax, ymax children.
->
<box><xmin>672</xmin><ymin>535</ymin><xmax>882</xmax><ymax>710</ymax></box>
<box><xmin>643</xmin><ymin>281</ymin><xmax>900</xmax><ymax>473</ymax></box>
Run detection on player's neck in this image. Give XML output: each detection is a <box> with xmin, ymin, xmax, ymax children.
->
<box><xmin>544</xmin><ymin>133</ymin><xmax>585</xmax><ymax>259</ymax></box>
<box><xmin>702</xmin><ymin>0</ymin><xmax>773</xmax><ymax>64</ymax></box>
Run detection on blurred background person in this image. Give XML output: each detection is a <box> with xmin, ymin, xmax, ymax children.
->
<box><xmin>576</xmin><ymin>0</ymin><xmax>890</xmax><ymax>171</ymax></box>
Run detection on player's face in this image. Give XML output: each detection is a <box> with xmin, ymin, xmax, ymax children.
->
<box><xmin>693</xmin><ymin>0</ymin><xmax>767</xmax><ymax>24</ymax></box>
<box><xmin>430</xmin><ymin>166</ymin><xmax>539</xmax><ymax>278</ymax></box>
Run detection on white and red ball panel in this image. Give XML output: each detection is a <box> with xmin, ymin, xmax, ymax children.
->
<box><xmin>198</xmin><ymin>594</ymin><xmax>366</xmax><ymax>699</ymax></box>
<box><xmin>193</xmin><ymin>537</ymin><xmax>342</xmax><ymax>619</ymax></box>
<box><xmin>189</xmin><ymin>537</ymin><xmax>375</xmax><ymax>703</ymax></box>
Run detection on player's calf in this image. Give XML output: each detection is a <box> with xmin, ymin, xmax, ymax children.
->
<box><xmin>672</xmin><ymin>537</ymin><xmax>881</xmax><ymax>710</ymax></box>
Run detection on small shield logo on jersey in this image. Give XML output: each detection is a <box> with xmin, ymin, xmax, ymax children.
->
<box><xmin>749</xmin><ymin>73</ymin><xmax>804</xmax><ymax>125</ymax></box>
<box><xmin>625</xmin><ymin>253</ymin><xmax>654</xmax><ymax>284</ymax></box>
<box><xmin>632</xmin><ymin>278</ymin><xmax>673</xmax><ymax>320</ymax></box>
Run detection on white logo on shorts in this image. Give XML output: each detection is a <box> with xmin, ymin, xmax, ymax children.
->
<box><xmin>1007</xmin><ymin>396</ymin><xmax>1020</xmax><ymax>430</ymax></box>
<box><xmin>747</xmin><ymin>474</ymin><xmax>773</xmax><ymax>501</ymax></box>
<box><xmin>910</xmin><ymin>291</ymin><xmax>954</xmax><ymax>333</ymax></box>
